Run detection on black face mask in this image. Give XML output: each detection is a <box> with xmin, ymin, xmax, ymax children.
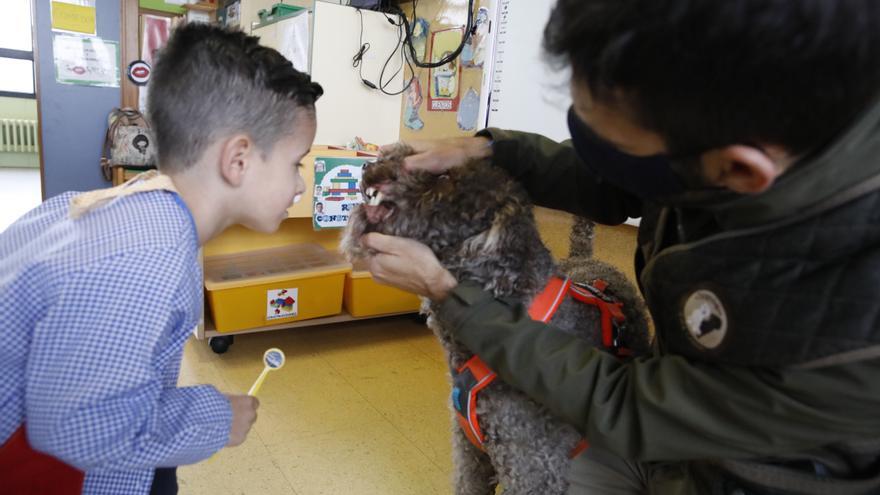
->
<box><xmin>567</xmin><ymin>107</ymin><xmax>701</xmax><ymax>200</ymax></box>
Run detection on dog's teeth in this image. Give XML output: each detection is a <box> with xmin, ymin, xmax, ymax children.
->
<box><xmin>375</xmin><ymin>192</ymin><xmax>384</xmax><ymax>204</ymax></box>
<box><xmin>365</xmin><ymin>187</ymin><xmax>376</xmax><ymax>199</ymax></box>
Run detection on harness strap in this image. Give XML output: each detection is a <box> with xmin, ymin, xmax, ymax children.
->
<box><xmin>452</xmin><ymin>356</ymin><xmax>497</xmax><ymax>448</ymax></box>
<box><xmin>528</xmin><ymin>276</ymin><xmax>571</xmax><ymax>323</ymax></box>
<box><xmin>451</xmin><ymin>276</ymin><xmax>628</xmax><ymax>458</ymax></box>
<box><xmin>568</xmin><ymin>281</ymin><xmax>628</xmax><ymax>352</ymax></box>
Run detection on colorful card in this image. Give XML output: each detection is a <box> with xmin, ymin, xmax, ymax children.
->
<box><xmin>267</xmin><ymin>288</ymin><xmax>298</xmax><ymax>321</ymax></box>
<box><xmin>313</xmin><ymin>156</ymin><xmax>373</xmax><ymax>230</ymax></box>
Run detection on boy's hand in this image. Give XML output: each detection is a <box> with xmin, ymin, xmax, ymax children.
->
<box><xmin>380</xmin><ymin>137</ymin><xmax>492</xmax><ymax>175</ymax></box>
<box><xmin>224</xmin><ymin>394</ymin><xmax>260</xmax><ymax>447</ymax></box>
<box><xmin>362</xmin><ymin>233</ymin><xmax>458</xmax><ymax>301</ymax></box>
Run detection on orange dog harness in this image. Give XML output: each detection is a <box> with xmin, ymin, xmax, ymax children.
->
<box><xmin>451</xmin><ymin>276</ymin><xmax>630</xmax><ymax>457</ymax></box>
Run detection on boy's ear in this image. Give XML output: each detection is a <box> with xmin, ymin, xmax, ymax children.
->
<box><xmin>219</xmin><ymin>134</ymin><xmax>255</xmax><ymax>187</ymax></box>
<box><xmin>701</xmin><ymin>144</ymin><xmax>784</xmax><ymax>194</ymax></box>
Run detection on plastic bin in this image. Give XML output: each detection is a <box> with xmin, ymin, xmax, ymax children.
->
<box><xmin>343</xmin><ymin>262</ymin><xmax>421</xmax><ymax>317</ymax></box>
<box><xmin>205</xmin><ymin>244</ymin><xmax>351</xmax><ymax>333</ymax></box>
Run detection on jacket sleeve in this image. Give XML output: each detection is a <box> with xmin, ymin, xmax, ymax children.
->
<box><xmin>477</xmin><ymin>128</ymin><xmax>643</xmax><ymax>225</ymax></box>
<box><xmin>26</xmin><ymin>248</ymin><xmax>231</xmax><ymax>470</ymax></box>
<box><xmin>439</xmin><ymin>282</ymin><xmax>880</xmax><ymax>462</ymax></box>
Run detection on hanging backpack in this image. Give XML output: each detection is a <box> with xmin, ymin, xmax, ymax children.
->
<box><xmin>100</xmin><ymin>107</ymin><xmax>157</xmax><ymax>182</ymax></box>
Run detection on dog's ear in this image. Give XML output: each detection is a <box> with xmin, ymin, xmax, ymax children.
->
<box><xmin>460</xmin><ymin>201</ymin><xmax>523</xmax><ymax>255</ymax></box>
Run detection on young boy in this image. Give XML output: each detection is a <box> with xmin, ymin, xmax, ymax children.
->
<box><xmin>0</xmin><ymin>23</ymin><xmax>321</xmax><ymax>494</ymax></box>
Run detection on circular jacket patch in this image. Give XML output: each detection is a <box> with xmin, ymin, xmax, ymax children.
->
<box><xmin>683</xmin><ymin>290</ymin><xmax>728</xmax><ymax>349</ymax></box>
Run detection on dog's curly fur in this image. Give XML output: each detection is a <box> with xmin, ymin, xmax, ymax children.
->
<box><xmin>341</xmin><ymin>144</ymin><xmax>651</xmax><ymax>494</ymax></box>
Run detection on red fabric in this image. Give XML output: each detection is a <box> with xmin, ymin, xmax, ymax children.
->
<box><xmin>0</xmin><ymin>426</ymin><xmax>84</xmax><ymax>495</ymax></box>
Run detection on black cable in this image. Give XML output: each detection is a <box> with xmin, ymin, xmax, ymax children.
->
<box><xmin>392</xmin><ymin>0</ymin><xmax>475</xmax><ymax>69</ymax></box>
<box><xmin>354</xmin><ymin>0</ymin><xmax>477</xmax><ymax>95</ymax></box>
<box><xmin>354</xmin><ymin>8</ymin><xmax>415</xmax><ymax>96</ymax></box>
<box><xmin>352</xmin><ymin>10</ymin><xmax>377</xmax><ymax>89</ymax></box>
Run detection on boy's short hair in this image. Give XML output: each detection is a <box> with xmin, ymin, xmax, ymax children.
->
<box><xmin>148</xmin><ymin>24</ymin><xmax>323</xmax><ymax>173</ymax></box>
<box><xmin>544</xmin><ymin>0</ymin><xmax>880</xmax><ymax>156</ymax></box>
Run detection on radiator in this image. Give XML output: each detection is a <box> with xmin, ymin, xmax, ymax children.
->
<box><xmin>0</xmin><ymin>118</ymin><xmax>39</xmax><ymax>153</ymax></box>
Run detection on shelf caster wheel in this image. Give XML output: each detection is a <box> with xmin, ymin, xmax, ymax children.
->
<box><xmin>209</xmin><ymin>336</ymin><xmax>234</xmax><ymax>354</ymax></box>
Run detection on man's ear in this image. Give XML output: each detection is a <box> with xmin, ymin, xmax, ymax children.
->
<box><xmin>701</xmin><ymin>145</ymin><xmax>784</xmax><ymax>194</ymax></box>
<box><xmin>219</xmin><ymin>134</ymin><xmax>254</xmax><ymax>187</ymax></box>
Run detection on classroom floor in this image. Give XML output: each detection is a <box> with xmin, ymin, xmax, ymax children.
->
<box><xmin>177</xmin><ymin>208</ymin><xmax>638</xmax><ymax>495</ymax></box>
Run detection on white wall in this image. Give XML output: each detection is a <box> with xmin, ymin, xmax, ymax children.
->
<box><xmin>310</xmin><ymin>2</ymin><xmax>402</xmax><ymax>146</ymax></box>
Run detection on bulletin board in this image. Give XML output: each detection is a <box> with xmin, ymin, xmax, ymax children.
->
<box><xmin>398</xmin><ymin>0</ymin><xmax>493</xmax><ymax>141</ymax></box>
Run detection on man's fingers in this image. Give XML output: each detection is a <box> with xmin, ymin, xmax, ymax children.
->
<box><xmin>378</xmin><ymin>143</ymin><xmax>399</xmax><ymax>156</ymax></box>
<box><xmin>361</xmin><ymin>232</ymin><xmax>397</xmax><ymax>254</ymax></box>
<box><xmin>379</xmin><ymin>140</ymin><xmax>432</xmax><ymax>157</ymax></box>
<box><xmin>403</xmin><ymin>153</ymin><xmax>436</xmax><ymax>173</ymax></box>
<box><xmin>404</xmin><ymin>139</ymin><xmax>434</xmax><ymax>153</ymax></box>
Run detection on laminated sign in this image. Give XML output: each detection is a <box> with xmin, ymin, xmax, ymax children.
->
<box><xmin>312</xmin><ymin>156</ymin><xmax>374</xmax><ymax>230</ymax></box>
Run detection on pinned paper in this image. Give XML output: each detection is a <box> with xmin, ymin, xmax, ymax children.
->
<box><xmin>53</xmin><ymin>34</ymin><xmax>120</xmax><ymax>88</ymax></box>
<box><xmin>410</xmin><ymin>18</ymin><xmax>430</xmax><ymax>60</ymax></box>
<box><xmin>462</xmin><ymin>7</ymin><xmax>490</xmax><ymax>68</ymax></box>
<box><xmin>427</xmin><ymin>28</ymin><xmax>463</xmax><ymax>112</ymax></box>
<box><xmin>457</xmin><ymin>87</ymin><xmax>480</xmax><ymax>131</ymax></box>
<box><xmin>51</xmin><ymin>0</ymin><xmax>96</xmax><ymax>35</ymax></box>
<box><xmin>404</xmin><ymin>77</ymin><xmax>425</xmax><ymax>131</ymax></box>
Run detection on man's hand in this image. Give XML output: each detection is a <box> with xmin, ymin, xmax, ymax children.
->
<box><xmin>380</xmin><ymin>136</ymin><xmax>492</xmax><ymax>175</ymax></box>
<box><xmin>224</xmin><ymin>394</ymin><xmax>259</xmax><ymax>447</ymax></box>
<box><xmin>361</xmin><ymin>233</ymin><xmax>458</xmax><ymax>301</ymax></box>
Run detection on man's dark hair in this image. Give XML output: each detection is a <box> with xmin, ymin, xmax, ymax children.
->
<box><xmin>148</xmin><ymin>23</ymin><xmax>323</xmax><ymax>172</ymax></box>
<box><xmin>544</xmin><ymin>0</ymin><xmax>880</xmax><ymax>155</ymax></box>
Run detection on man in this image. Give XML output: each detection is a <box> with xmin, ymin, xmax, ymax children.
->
<box><xmin>360</xmin><ymin>1</ymin><xmax>880</xmax><ymax>493</ymax></box>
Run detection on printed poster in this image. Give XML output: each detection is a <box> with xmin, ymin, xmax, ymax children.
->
<box><xmin>313</xmin><ymin>156</ymin><xmax>372</xmax><ymax>230</ymax></box>
<box><xmin>427</xmin><ymin>28</ymin><xmax>463</xmax><ymax>112</ymax></box>
<box><xmin>53</xmin><ymin>34</ymin><xmax>120</xmax><ymax>88</ymax></box>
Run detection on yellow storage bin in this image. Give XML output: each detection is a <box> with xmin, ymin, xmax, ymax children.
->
<box><xmin>343</xmin><ymin>262</ymin><xmax>421</xmax><ymax>317</ymax></box>
<box><xmin>204</xmin><ymin>244</ymin><xmax>352</xmax><ymax>333</ymax></box>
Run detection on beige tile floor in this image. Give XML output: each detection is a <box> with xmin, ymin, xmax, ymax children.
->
<box><xmin>177</xmin><ymin>208</ymin><xmax>638</xmax><ymax>494</ymax></box>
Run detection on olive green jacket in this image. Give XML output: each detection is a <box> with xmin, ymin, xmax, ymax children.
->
<box><xmin>438</xmin><ymin>102</ymin><xmax>880</xmax><ymax>494</ymax></box>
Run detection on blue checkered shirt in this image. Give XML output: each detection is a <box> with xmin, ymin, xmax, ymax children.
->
<box><xmin>0</xmin><ymin>190</ymin><xmax>231</xmax><ymax>494</ymax></box>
